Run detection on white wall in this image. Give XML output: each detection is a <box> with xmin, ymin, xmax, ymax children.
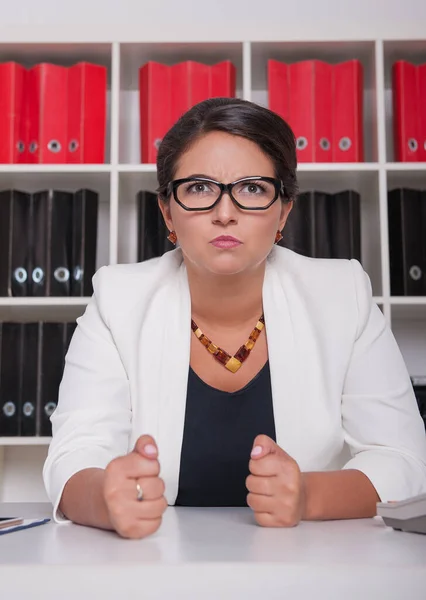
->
<box><xmin>1</xmin><ymin>0</ymin><xmax>426</xmax><ymax>42</ymax></box>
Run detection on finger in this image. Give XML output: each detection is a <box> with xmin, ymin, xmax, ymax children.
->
<box><xmin>133</xmin><ymin>435</ymin><xmax>159</xmax><ymax>459</ymax></box>
<box><xmin>253</xmin><ymin>512</ymin><xmax>283</xmax><ymax>528</ymax></box>
<box><xmin>247</xmin><ymin>493</ymin><xmax>275</xmax><ymax>513</ymax></box>
<box><xmin>110</xmin><ymin>452</ymin><xmax>160</xmax><ymax>479</ymax></box>
<box><xmin>249</xmin><ymin>454</ymin><xmax>281</xmax><ymax>477</ymax></box>
<box><xmin>135</xmin><ymin>496</ymin><xmax>168</xmax><ymax>520</ymax></box>
<box><xmin>250</xmin><ymin>434</ymin><xmax>277</xmax><ymax>459</ymax></box>
<box><xmin>116</xmin><ymin>517</ymin><xmax>163</xmax><ymax>540</ymax></box>
<box><xmin>245</xmin><ymin>474</ymin><xmax>274</xmax><ymax>496</ymax></box>
<box><xmin>123</xmin><ymin>477</ymin><xmax>165</xmax><ymax>501</ymax></box>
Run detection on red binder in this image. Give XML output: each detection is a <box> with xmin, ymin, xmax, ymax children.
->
<box><xmin>332</xmin><ymin>60</ymin><xmax>364</xmax><ymax>162</ymax></box>
<box><xmin>268</xmin><ymin>60</ymin><xmax>289</xmax><ymax>122</ymax></box>
<box><xmin>139</xmin><ymin>60</ymin><xmax>236</xmax><ymax>163</ymax></box>
<box><xmin>27</xmin><ymin>63</ymin><xmax>68</xmax><ymax>163</ymax></box>
<box><xmin>313</xmin><ymin>61</ymin><xmax>333</xmax><ymax>162</ymax></box>
<box><xmin>67</xmin><ymin>62</ymin><xmax>107</xmax><ymax>163</ymax></box>
<box><xmin>288</xmin><ymin>61</ymin><xmax>314</xmax><ymax>162</ymax></box>
<box><xmin>392</xmin><ymin>60</ymin><xmax>420</xmax><ymax>162</ymax></box>
<box><xmin>0</xmin><ymin>62</ymin><xmax>27</xmax><ymax>163</ymax></box>
<box><xmin>418</xmin><ymin>63</ymin><xmax>426</xmax><ymax>162</ymax></box>
<box><xmin>139</xmin><ymin>61</ymin><xmax>172</xmax><ymax>163</ymax></box>
<box><xmin>287</xmin><ymin>61</ymin><xmax>332</xmax><ymax>162</ymax></box>
<box><xmin>171</xmin><ymin>62</ymin><xmax>210</xmax><ymax>123</ymax></box>
<box><xmin>210</xmin><ymin>61</ymin><xmax>236</xmax><ymax>98</ymax></box>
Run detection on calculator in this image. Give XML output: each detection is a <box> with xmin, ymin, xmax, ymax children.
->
<box><xmin>376</xmin><ymin>493</ymin><xmax>426</xmax><ymax>535</ymax></box>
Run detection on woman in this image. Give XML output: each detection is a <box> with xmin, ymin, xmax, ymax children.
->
<box><xmin>43</xmin><ymin>98</ymin><xmax>426</xmax><ymax>539</ymax></box>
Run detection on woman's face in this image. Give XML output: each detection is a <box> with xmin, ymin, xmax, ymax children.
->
<box><xmin>159</xmin><ymin>131</ymin><xmax>293</xmax><ymax>276</ymax></box>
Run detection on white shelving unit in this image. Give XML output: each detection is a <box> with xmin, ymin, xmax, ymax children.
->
<box><xmin>0</xmin><ymin>38</ymin><xmax>425</xmax><ymax>503</ymax></box>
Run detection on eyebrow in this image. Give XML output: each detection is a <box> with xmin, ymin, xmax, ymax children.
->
<box><xmin>183</xmin><ymin>174</ymin><xmax>265</xmax><ymax>181</ymax></box>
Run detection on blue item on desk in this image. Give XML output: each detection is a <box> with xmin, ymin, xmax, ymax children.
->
<box><xmin>0</xmin><ymin>518</ymin><xmax>50</xmax><ymax>535</ymax></box>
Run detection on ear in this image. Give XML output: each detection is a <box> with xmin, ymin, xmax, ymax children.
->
<box><xmin>279</xmin><ymin>199</ymin><xmax>293</xmax><ymax>231</ymax></box>
<box><xmin>158</xmin><ymin>196</ymin><xmax>174</xmax><ymax>231</ymax></box>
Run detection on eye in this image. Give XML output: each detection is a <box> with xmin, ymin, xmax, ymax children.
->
<box><xmin>239</xmin><ymin>181</ymin><xmax>267</xmax><ymax>194</ymax></box>
<box><xmin>186</xmin><ymin>182</ymin><xmax>213</xmax><ymax>194</ymax></box>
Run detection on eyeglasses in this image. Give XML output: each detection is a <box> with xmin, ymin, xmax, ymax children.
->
<box><xmin>166</xmin><ymin>176</ymin><xmax>286</xmax><ymax>211</ymax></box>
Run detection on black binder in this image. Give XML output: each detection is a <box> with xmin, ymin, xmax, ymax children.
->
<box><xmin>137</xmin><ymin>191</ymin><xmax>174</xmax><ymax>261</ymax></box>
<box><xmin>280</xmin><ymin>191</ymin><xmax>314</xmax><ymax>257</ymax></box>
<box><xmin>411</xmin><ymin>377</ymin><xmax>426</xmax><ymax>431</ymax></box>
<box><xmin>281</xmin><ymin>190</ymin><xmax>361</xmax><ymax>261</ymax></box>
<box><xmin>0</xmin><ymin>322</ymin><xmax>24</xmax><ymax>436</ymax></box>
<box><xmin>37</xmin><ymin>322</ymin><xmax>68</xmax><ymax>436</ymax></box>
<box><xmin>388</xmin><ymin>188</ymin><xmax>426</xmax><ymax>296</ymax></box>
<box><xmin>317</xmin><ymin>190</ymin><xmax>361</xmax><ymax>261</ymax></box>
<box><xmin>20</xmin><ymin>323</ymin><xmax>40</xmax><ymax>436</ymax></box>
<box><xmin>31</xmin><ymin>190</ymin><xmax>73</xmax><ymax>297</ymax></box>
<box><xmin>0</xmin><ymin>190</ymin><xmax>32</xmax><ymax>297</ymax></box>
<box><xmin>71</xmin><ymin>189</ymin><xmax>99</xmax><ymax>297</ymax></box>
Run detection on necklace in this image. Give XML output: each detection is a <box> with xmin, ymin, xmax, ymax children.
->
<box><xmin>191</xmin><ymin>314</ymin><xmax>265</xmax><ymax>373</ymax></box>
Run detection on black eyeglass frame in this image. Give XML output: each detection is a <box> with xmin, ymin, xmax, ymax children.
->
<box><xmin>165</xmin><ymin>176</ymin><xmax>288</xmax><ymax>211</ymax></box>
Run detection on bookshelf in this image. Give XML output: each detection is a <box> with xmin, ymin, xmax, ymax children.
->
<box><xmin>0</xmin><ymin>38</ymin><xmax>425</xmax><ymax>502</ymax></box>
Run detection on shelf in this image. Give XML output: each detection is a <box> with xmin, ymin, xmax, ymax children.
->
<box><xmin>0</xmin><ymin>437</ymin><xmax>51</xmax><ymax>446</ymax></box>
<box><xmin>0</xmin><ymin>297</ymin><xmax>90</xmax><ymax>307</ymax></box>
<box><xmin>0</xmin><ymin>164</ymin><xmax>111</xmax><ymax>173</ymax></box>
<box><xmin>386</xmin><ymin>162</ymin><xmax>426</xmax><ymax>171</ymax></box>
<box><xmin>390</xmin><ymin>297</ymin><xmax>426</xmax><ymax>304</ymax></box>
<box><xmin>118</xmin><ymin>164</ymin><xmax>157</xmax><ymax>173</ymax></box>
<box><xmin>0</xmin><ymin>298</ymin><xmax>89</xmax><ymax>322</ymax></box>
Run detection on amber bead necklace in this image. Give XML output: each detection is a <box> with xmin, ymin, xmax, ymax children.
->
<box><xmin>191</xmin><ymin>314</ymin><xmax>265</xmax><ymax>373</ymax></box>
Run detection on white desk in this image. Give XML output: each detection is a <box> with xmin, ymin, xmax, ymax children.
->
<box><xmin>1</xmin><ymin>503</ymin><xmax>426</xmax><ymax>600</ymax></box>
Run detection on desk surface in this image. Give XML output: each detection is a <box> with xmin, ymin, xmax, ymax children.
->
<box><xmin>1</xmin><ymin>503</ymin><xmax>426</xmax><ymax>600</ymax></box>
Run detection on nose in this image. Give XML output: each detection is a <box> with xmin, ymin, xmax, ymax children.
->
<box><xmin>211</xmin><ymin>190</ymin><xmax>238</xmax><ymax>225</ymax></box>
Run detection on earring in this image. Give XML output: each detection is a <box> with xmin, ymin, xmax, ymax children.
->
<box><xmin>167</xmin><ymin>230</ymin><xmax>177</xmax><ymax>245</ymax></box>
<box><xmin>274</xmin><ymin>230</ymin><xmax>283</xmax><ymax>244</ymax></box>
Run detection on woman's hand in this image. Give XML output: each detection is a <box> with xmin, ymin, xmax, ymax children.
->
<box><xmin>246</xmin><ymin>434</ymin><xmax>306</xmax><ymax>527</ymax></box>
<box><xmin>103</xmin><ymin>435</ymin><xmax>167</xmax><ymax>539</ymax></box>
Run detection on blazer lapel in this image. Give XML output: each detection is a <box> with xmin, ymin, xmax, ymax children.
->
<box><xmin>156</xmin><ymin>257</ymin><xmax>192</xmax><ymax>505</ymax></box>
<box><xmin>263</xmin><ymin>249</ymin><xmax>304</xmax><ymax>460</ymax></box>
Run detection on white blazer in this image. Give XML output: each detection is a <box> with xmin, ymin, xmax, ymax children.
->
<box><xmin>43</xmin><ymin>246</ymin><xmax>426</xmax><ymax>522</ymax></box>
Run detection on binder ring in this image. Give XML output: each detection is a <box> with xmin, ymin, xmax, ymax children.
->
<box><xmin>3</xmin><ymin>402</ymin><xmax>16</xmax><ymax>417</ymax></box>
<box><xmin>32</xmin><ymin>268</ymin><xmax>45</xmax><ymax>284</ymax></box>
<box><xmin>409</xmin><ymin>265</ymin><xmax>422</xmax><ymax>281</ymax></box>
<box><xmin>44</xmin><ymin>402</ymin><xmax>57</xmax><ymax>417</ymax></box>
<box><xmin>29</xmin><ymin>141</ymin><xmax>38</xmax><ymax>154</ymax></box>
<box><xmin>408</xmin><ymin>138</ymin><xmax>418</xmax><ymax>152</ymax></box>
<box><xmin>54</xmin><ymin>267</ymin><xmax>70</xmax><ymax>283</ymax></box>
<box><xmin>23</xmin><ymin>402</ymin><xmax>35</xmax><ymax>417</ymax></box>
<box><xmin>48</xmin><ymin>139</ymin><xmax>62</xmax><ymax>153</ymax></box>
<box><xmin>13</xmin><ymin>267</ymin><xmax>28</xmax><ymax>284</ymax></box>
<box><xmin>16</xmin><ymin>140</ymin><xmax>25</xmax><ymax>153</ymax></box>
<box><xmin>339</xmin><ymin>137</ymin><xmax>352</xmax><ymax>151</ymax></box>
<box><xmin>73</xmin><ymin>266</ymin><xmax>83</xmax><ymax>281</ymax></box>
<box><xmin>69</xmin><ymin>139</ymin><xmax>79</xmax><ymax>152</ymax></box>
<box><xmin>319</xmin><ymin>137</ymin><xmax>330</xmax><ymax>151</ymax></box>
<box><xmin>296</xmin><ymin>136</ymin><xmax>308</xmax><ymax>150</ymax></box>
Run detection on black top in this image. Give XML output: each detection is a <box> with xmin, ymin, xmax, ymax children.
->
<box><xmin>175</xmin><ymin>360</ymin><xmax>276</xmax><ymax>507</ymax></box>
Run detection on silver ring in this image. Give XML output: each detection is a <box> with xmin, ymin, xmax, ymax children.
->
<box><xmin>136</xmin><ymin>482</ymin><xmax>143</xmax><ymax>502</ymax></box>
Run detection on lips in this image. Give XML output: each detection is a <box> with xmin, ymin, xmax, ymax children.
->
<box><xmin>210</xmin><ymin>235</ymin><xmax>242</xmax><ymax>249</ymax></box>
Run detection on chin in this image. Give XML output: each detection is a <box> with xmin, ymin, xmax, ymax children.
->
<box><xmin>183</xmin><ymin>248</ymin><xmax>267</xmax><ymax>276</ymax></box>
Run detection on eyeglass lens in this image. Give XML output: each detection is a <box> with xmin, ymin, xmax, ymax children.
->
<box><xmin>175</xmin><ymin>179</ymin><xmax>277</xmax><ymax>209</ymax></box>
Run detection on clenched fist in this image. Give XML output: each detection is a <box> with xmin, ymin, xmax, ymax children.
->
<box><xmin>246</xmin><ymin>434</ymin><xmax>306</xmax><ymax>527</ymax></box>
<box><xmin>103</xmin><ymin>435</ymin><xmax>167</xmax><ymax>539</ymax></box>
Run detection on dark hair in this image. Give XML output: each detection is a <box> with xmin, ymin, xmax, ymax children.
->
<box><xmin>156</xmin><ymin>97</ymin><xmax>299</xmax><ymax>203</ymax></box>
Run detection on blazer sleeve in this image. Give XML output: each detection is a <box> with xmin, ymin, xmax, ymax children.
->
<box><xmin>42</xmin><ymin>266</ymin><xmax>132</xmax><ymax>523</ymax></box>
<box><xmin>341</xmin><ymin>259</ymin><xmax>426</xmax><ymax>502</ymax></box>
